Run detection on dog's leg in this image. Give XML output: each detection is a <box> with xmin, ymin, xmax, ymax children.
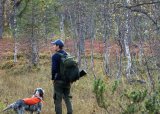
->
<box><xmin>37</xmin><ymin>103</ymin><xmax>42</xmax><ymax>114</ymax></box>
<box><xmin>17</xmin><ymin>107</ymin><xmax>25</xmax><ymax>114</ymax></box>
<box><xmin>22</xmin><ymin>107</ymin><xmax>25</xmax><ymax>114</ymax></box>
<box><xmin>17</xmin><ymin>109</ymin><xmax>21</xmax><ymax>114</ymax></box>
<box><xmin>37</xmin><ymin>112</ymin><xmax>40</xmax><ymax>114</ymax></box>
<box><xmin>36</xmin><ymin>108</ymin><xmax>41</xmax><ymax>114</ymax></box>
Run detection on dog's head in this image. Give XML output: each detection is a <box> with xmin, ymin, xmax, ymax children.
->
<box><xmin>34</xmin><ymin>88</ymin><xmax>44</xmax><ymax>99</ymax></box>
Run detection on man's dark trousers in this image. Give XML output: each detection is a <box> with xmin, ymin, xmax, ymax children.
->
<box><xmin>54</xmin><ymin>80</ymin><xmax>72</xmax><ymax>114</ymax></box>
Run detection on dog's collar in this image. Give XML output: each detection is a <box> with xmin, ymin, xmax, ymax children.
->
<box><xmin>32</xmin><ymin>95</ymin><xmax>42</xmax><ymax>101</ymax></box>
<box><xmin>32</xmin><ymin>95</ymin><xmax>45</xmax><ymax>104</ymax></box>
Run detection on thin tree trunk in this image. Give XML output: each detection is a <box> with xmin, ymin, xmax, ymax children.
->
<box><xmin>75</xmin><ymin>1</ymin><xmax>86</xmax><ymax>67</ymax></box>
<box><xmin>116</xmin><ymin>38</ymin><xmax>123</xmax><ymax>79</ymax></box>
<box><xmin>103</xmin><ymin>25</ymin><xmax>110</xmax><ymax>76</ymax></box>
<box><xmin>0</xmin><ymin>0</ymin><xmax>4</xmax><ymax>39</ymax></box>
<box><xmin>77</xmin><ymin>1</ymin><xmax>82</xmax><ymax>67</ymax></box>
<box><xmin>90</xmin><ymin>11</ymin><xmax>96</xmax><ymax>79</ymax></box>
<box><xmin>135</xmin><ymin>15</ymin><xmax>144</xmax><ymax>66</ymax></box>
<box><xmin>139</xmin><ymin>37</ymin><xmax>144</xmax><ymax>65</ymax></box>
<box><xmin>4</xmin><ymin>0</ymin><xmax>10</xmax><ymax>34</ymax></box>
<box><xmin>102</xmin><ymin>0</ymin><xmax>110</xmax><ymax>76</ymax></box>
<box><xmin>116</xmin><ymin>49</ymin><xmax>122</xmax><ymax>79</ymax></box>
<box><xmin>13</xmin><ymin>0</ymin><xmax>18</xmax><ymax>63</ymax></box>
<box><xmin>151</xmin><ymin>0</ymin><xmax>160</xmax><ymax>67</ymax></box>
<box><xmin>82</xmin><ymin>24</ymin><xmax>87</xmax><ymax>70</ymax></box>
<box><xmin>30</xmin><ymin>0</ymin><xmax>38</xmax><ymax>66</ymax></box>
<box><xmin>44</xmin><ymin>7</ymin><xmax>48</xmax><ymax>45</ymax></box>
<box><xmin>68</xmin><ymin>9</ymin><xmax>78</xmax><ymax>56</ymax></box>
<box><xmin>60</xmin><ymin>13</ymin><xmax>65</xmax><ymax>39</ymax></box>
<box><xmin>115</xmin><ymin>11</ymin><xmax>123</xmax><ymax>79</ymax></box>
<box><xmin>72</xmin><ymin>11</ymin><xmax>79</xmax><ymax>59</ymax></box>
<box><xmin>124</xmin><ymin>0</ymin><xmax>132</xmax><ymax>80</ymax></box>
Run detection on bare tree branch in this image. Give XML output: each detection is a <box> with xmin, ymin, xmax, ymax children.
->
<box><xmin>126</xmin><ymin>1</ymin><xmax>160</xmax><ymax>8</ymax></box>
<box><xmin>115</xmin><ymin>1</ymin><xmax>160</xmax><ymax>30</ymax></box>
<box><xmin>125</xmin><ymin>6</ymin><xmax>157</xmax><ymax>25</ymax></box>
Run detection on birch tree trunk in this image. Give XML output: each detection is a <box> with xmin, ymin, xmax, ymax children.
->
<box><xmin>116</xmin><ymin>44</ymin><xmax>122</xmax><ymax>79</ymax></box>
<box><xmin>44</xmin><ymin>6</ymin><xmax>48</xmax><ymax>45</ymax></box>
<box><xmin>116</xmin><ymin>31</ymin><xmax>123</xmax><ymax>79</ymax></box>
<box><xmin>139</xmin><ymin>35</ymin><xmax>144</xmax><ymax>66</ymax></box>
<box><xmin>0</xmin><ymin>0</ymin><xmax>3</xmax><ymax>39</ymax></box>
<box><xmin>124</xmin><ymin>0</ymin><xmax>132</xmax><ymax>80</ymax></box>
<box><xmin>90</xmin><ymin>11</ymin><xmax>96</xmax><ymax>79</ymax></box>
<box><xmin>68</xmin><ymin>9</ymin><xmax>76</xmax><ymax>56</ymax></box>
<box><xmin>134</xmin><ymin>15</ymin><xmax>144</xmax><ymax>66</ymax></box>
<box><xmin>77</xmin><ymin>1</ymin><xmax>82</xmax><ymax>66</ymax></box>
<box><xmin>103</xmin><ymin>29</ymin><xmax>110</xmax><ymax>76</ymax></box>
<box><xmin>60</xmin><ymin>13</ymin><xmax>65</xmax><ymax>39</ymax></box>
<box><xmin>72</xmin><ymin>10</ymin><xmax>79</xmax><ymax>58</ymax></box>
<box><xmin>13</xmin><ymin>0</ymin><xmax>18</xmax><ymax>63</ymax></box>
<box><xmin>81</xmin><ymin>22</ymin><xmax>87</xmax><ymax>70</ymax></box>
<box><xmin>152</xmin><ymin>0</ymin><xmax>160</xmax><ymax>66</ymax></box>
<box><xmin>102</xmin><ymin>0</ymin><xmax>110</xmax><ymax>76</ymax></box>
<box><xmin>30</xmin><ymin>0</ymin><xmax>39</xmax><ymax>66</ymax></box>
<box><xmin>115</xmin><ymin>7</ymin><xmax>124</xmax><ymax>79</ymax></box>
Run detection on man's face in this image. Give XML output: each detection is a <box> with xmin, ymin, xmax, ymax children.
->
<box><xmin>52</xmin><ymin>44</ymin><xmax>59</xmax><ymax>52</ymax></box>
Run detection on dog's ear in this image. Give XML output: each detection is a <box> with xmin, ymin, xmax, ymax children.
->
<box><xmin>33</xmin><ymin>88</ymin><xmax>38</xmax><ymax>95</ymax></box>
<box><xmin>38</xmin><ymin>89</ymin><xmax>44</xmax><ymax>98</ymax></box>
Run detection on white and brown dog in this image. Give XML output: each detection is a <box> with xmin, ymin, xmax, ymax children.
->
<box><xmin>3</xmin><ymin>88</ymin><xmax>44</xmax><ymax>114</ymax></box>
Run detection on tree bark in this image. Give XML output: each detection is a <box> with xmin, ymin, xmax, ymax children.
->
<box><xmin>13</xmin><ymin>0</ymin><xmax>18</xmax><ymax>63</ymax></box>
<box><xmin>44</xmin><ymin>6</ymin><xmax>48</xmax><ymax>45</ymax></box>
<box><xmin>102</xmin><ymin>0</ymin><xmax>110</xmax><ymax>76</ymax></box>
<box><xmin>0</xmin><ymin>0</ymin><xmax>4</xmax><ymax>39</ymax></box>
<box><xmin>76</xmin><ymin>1</ymin><xmax>83</xmax><ymax>66</ymax></box>
<box><xmin>68</xmin><ymin>9</ymin><xmax>76</xmax><ymax>56</ymax></box>
<box><xmin>124</xmin><ymin>0</ymin><xmax>132</xmax><ymax>80</ymax></box>
<box><xmin>60</xmin><ymin>13</ymin><xmax>65</xmax><ymax>39</ymax></box>
<box><xmin>30</xmin><ymin>0</ymin><xmax>39</xmax><ymax>66</ymax></box>
<box><xmin>116</xmin><ymin>36</ymin><xmax>123</xmax><ymax>79</ymax></box>
<box><xmin>90</xmin><ymin>11</ymin><xmax>96</xmax><ymax>79</ymax></box>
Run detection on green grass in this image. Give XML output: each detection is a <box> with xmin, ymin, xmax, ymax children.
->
<box><xmin>0</xmin><ymin>53</ymin><xmax>160</xmax><ymax>114</ymax></box>
<box><xmin>0</xmin><ymin>59</ymin><xmax>103</xmax><ymax>114</ymax></box>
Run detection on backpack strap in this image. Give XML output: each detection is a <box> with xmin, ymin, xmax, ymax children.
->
<box><xmin>56</xmin><ymin>52</ymin><xmax>69</xmax><ymax>58</ymax></box>
<box><xmin>56</xmin><ymin>52</ymin><xmax>68</xmax><ymax>62</ymax></box>
<box><xmin>56</xmin><ymin>52</ymin><xmax>64</xmax><ymax>57</ymax></box>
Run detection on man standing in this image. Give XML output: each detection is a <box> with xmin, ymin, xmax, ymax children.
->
<box><xmin>51</xmin><ymin>39</ymin><xmax>73</xmax><ymax>114</ymax></box>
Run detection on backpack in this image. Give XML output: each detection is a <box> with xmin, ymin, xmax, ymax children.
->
<box><xmin>57</xmin><ymin>52</ymin><xmax>80</xmax><ymax>83</ymax></box>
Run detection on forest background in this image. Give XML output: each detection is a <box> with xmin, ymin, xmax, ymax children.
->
<box><xmin>0</xmin><ymin>0</ymin><xmax>160</xmax><ymax>114</ymax></box>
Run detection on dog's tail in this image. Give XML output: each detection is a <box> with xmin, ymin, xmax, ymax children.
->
<box><xmin>2</xmin><ymin>103</ymin><xmax>14</xmax><ymax>112</ymax></box>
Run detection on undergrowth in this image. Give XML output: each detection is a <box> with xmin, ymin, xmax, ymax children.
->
<box><xmin>93</xmin><ymin>78</ymin><xmax>160</xmax><ymax>114</ymax></box>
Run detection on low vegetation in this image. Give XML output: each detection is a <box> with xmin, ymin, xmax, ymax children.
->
<box><xmin>0</xmin><ymin>51</ymin><xmax>159</xmax><ymax>114</ymax></box>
